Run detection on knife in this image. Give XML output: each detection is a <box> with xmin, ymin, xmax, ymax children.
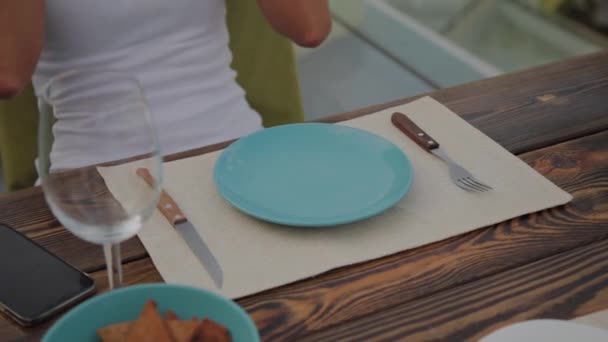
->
<box><xmin>136</xmin><ymin>168</ymin><xmax>223</xmax><ymax>288</ymax></box>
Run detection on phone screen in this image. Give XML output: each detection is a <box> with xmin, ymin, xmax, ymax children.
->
<box><xmin>0</xmin><ymin>224</ymin><xmax>95</xmax><ymax>324</ymax></box>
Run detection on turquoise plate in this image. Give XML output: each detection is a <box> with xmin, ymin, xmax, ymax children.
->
<box><xmin>42</xmin><ymin>283</ymin><xmax>260</xmax><ymax>342</ymax></box>
<box><xmin>214</xmin><ymin>123</ymin><xmax>413</xmax><ymax>226</ymax></box>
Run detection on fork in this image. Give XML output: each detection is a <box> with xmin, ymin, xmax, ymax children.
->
<box><xmin>391</xmin><ymin>112</ymin><xmax>492</xmax><ymax>192</ymax></box>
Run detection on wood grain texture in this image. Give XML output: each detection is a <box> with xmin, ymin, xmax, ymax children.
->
<box><xmin>1</xmin><ymin>52</ymin><xmax>608</xmax><ymax>341</ymax></box>
<box><xmin>391</xmin><ymin>112</ymin><xmax>440</xmax><ymax>152</ymax></box>
<box><xmin>0</xmin><ymin>318</ymin><xmax>29</xmax><ymax>342</ymax></box>
<box><xmin>323</xmin><ymin>51</ymin><xmax>608</xmax><ymax>154</ymax></box>
<box><xmin>168</xmin><ymin>51</ymin><xmax>608</xmax><ymax>158</ymax></box>
<box><xmin>231</xmin><ymin>131</ymin><xmax>608</xmax><ymax>341</ymax></box>
<box><xmin>136</xmin><ymin>168</ymin><xmax>186</xmax><ymax>226</ymax></box>
<box><xmin>1</xmin><ymin>51</ymin><xmax>607</xmax><ymax>276</ymax></box>
<box><xmin>300</xmin><ymin>238</ymin><xmax>608</xmax><ymax>342</ymax></box>
<box><xmin>3</xmin><ymin>129</ymin><xmax>603</xmax><ymax>341</ymax></box>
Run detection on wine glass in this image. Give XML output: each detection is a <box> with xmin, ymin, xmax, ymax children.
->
<box><xmin>37</xmin><ymin>69</ymin><xmax>162</xmax><ymax>290</ymax></box>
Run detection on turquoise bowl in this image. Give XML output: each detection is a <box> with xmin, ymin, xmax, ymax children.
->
<box><xmin>42</xmin><ymin>283</ymin><xmax>260</xmax><ymax>342</ymax></box>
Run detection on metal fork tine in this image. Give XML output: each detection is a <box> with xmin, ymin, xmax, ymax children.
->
<box><xmin>468</xmin><ymin>178</ymin><xmax>490</xmax><ymax>192</ymax></box>
<box><xmin>462</xmin><ymin>178</ymin><xmax>483</xmax><ymax>191</ymax></box>
<box><xmin>456</xmin><ymin>179</ymin><xmax>477</xmax><ymax>192</ymax></box>
<box><xmin>467</xmin><ymin>177</ymin><xmax>493</xmax><ymax>190</ymax></box>
<box><xmin>461</xmin><ymin>178</ymin><xmax>487</xmax><ymax>192</ymax></box>
<box><xmin>391</xmin><ymin>112</ymin><xmax>493</xmax><ymax>193</ymax></box>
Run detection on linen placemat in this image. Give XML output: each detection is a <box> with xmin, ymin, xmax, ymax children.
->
<box><xmin>98</xmin><ymin>96</ymin><xmax>572</xmax><ymax>298</ymax></box>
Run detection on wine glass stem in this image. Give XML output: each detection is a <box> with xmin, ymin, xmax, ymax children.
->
<box><xmin>103</xmin><ymin>243</ymin><xmax>123</xmax><ymax>289</ymax></box>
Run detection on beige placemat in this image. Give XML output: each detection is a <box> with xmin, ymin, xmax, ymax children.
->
<box><xmin>575</xmin><ymin>309</ymin><xmax>608</xmax><ymax>330</ymax></box>
<box><xmin>98</xmin><ymin>96</ymin><xmax>572</xmax><ymax>298</ymax></box>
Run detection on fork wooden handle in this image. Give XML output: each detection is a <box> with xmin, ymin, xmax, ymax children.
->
<box><xmin>391</xmin><ymin>112</ymin><xmax>440</xmax><ymax>152</ymax></box>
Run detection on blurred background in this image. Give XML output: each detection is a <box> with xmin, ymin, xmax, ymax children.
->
<box><xmin>296</xmin><ymin>0</ymin><xmax>608</xmax><ymax>120</ymax></box>
<box><xmin>2</xmin><ymin>0</ymin><xmax>607</xmax><ymax>192</ymax></box>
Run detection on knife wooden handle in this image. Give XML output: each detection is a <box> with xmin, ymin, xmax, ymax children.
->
<box><xmin>136</xmin><ymin>168</ymin><xmax>187</xmax><ymax>225</ymax></box>
<box><xmin>391</xmin><ymin>112</ymin><xmax>439</xmax><ymax>152</ymax></box>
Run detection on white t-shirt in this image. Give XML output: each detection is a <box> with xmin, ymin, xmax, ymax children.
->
<box><xmin>32</xmin><ymin>0</ymin><xmax>263</xmax><ymax>169</ymax></box>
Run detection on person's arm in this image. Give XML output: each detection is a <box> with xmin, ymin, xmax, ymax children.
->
<box><xmin>256</xmin><ymin>0</ymin><xmax>331</xmax><ymax>47</ymax></box>
<box><xmin>0</xmin><ymin>1</ymin><xmax>45</xmax><ymax>99</ymax></box>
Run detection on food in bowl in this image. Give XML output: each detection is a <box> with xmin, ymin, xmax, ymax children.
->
<box><xmin>97</xmin><ymin>300</ymin><xmax>231</xmax><ymax>342</ymax></box>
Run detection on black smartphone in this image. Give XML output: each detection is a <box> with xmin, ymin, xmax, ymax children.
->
<box><xmin>0</xmin><ymin>223</ymin><xmax>96</xmax><ymax>326</ymax></box>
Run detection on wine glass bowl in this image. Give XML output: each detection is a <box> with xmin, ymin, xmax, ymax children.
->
<box><xmin>37</xmin><ymin>69</ymin><xmax>162</xmax><ymax>289</ymax></box>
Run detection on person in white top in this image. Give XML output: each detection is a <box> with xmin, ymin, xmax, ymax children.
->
<box><xmin>0</xmin><ymin>1</ymin><xmax>331</xmax><ymax>167</ymax></box>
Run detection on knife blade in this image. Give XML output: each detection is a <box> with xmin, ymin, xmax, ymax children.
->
<box><xmin>136</xmin><ymin>168</ymin><xmax>223</xmax><ymax>288</ymax></box>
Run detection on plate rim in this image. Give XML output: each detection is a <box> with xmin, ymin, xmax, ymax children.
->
<box><xmin>480</xmin><ymin>319</ymin><xmax>608</xmax><ymax>341</ymax></box>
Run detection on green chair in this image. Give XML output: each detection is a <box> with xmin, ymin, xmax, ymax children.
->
<box><xmin>0</xmin><ymin>1</ymin><xmax>304</xmax><ymax>192</ymax></box>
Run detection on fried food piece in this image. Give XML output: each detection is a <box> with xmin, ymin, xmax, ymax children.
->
<box><xmin>163</xmin><ymin>310</ymin><xmax>202</xmax><ymax>341</ymax></box>
<box><xmin>167</xmin><ymin>320</ymin><xmax>200</xmax><ymax>342</ymax></box>
<box><xmin>191</xmin><ymin>318</ymin><xmax>231</xmax><ymax>342</ymax></box>
<box><xmin>97</xmin><ymin>321</ymin><xmax>131</xmax><ymax>342</ymax></box>
<box><xmin>96</xmin><ymin>300</ymin><xmax>232</xmax><ymax>342</ymax></box>
<box><xmin>165</xmin><ymin>310</ymin><xmax>178</xmax><ymax>320</ymax></box>
<box><xmin>126</xmin><ymin>300</ymin><xmax>175</xmax><ymax>342</ymax></box>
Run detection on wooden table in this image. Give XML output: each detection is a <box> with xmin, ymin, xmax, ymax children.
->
<box><xmin>2</xmin><ymin>51</ymin><xmax>608</xmax><ymax>341</ymax></box>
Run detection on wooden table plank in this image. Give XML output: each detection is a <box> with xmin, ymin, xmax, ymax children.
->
<box><xmin>3</xmin><ymin>129</ymin><xmax>603</xmax><ymax>341</ymax></box>
<box><xmin>233</xmin><ymin>130</ymin><xmax>608</xmax><ymax>341</ymax></box>
<box><xmin>2</xmin><ymin>51</ymin><xmax>607</xmax><ymax>275</ymax></box>
<box><xmin>0</xmin><ymin>318</ymin><xmax>29</xmax><ymax>342</ymax></box>
<box><xmin>1</xmin><ymin>52</ymin><xmax>607</xmax><ymax>340</ymax></box>
<box><xmin>327</xmin><ymin>51</ymin><xmax>608</xmax><ymax>155</ymax></box>
<box><xmin>299</xmin><ymin>238</ymin><xmax>608</xmax><ymax>342</ymax></box>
